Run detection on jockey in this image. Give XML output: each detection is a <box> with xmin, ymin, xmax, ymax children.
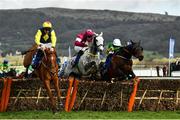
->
<box><xmin>127</xmin><ymin>40</ymin><xmax>133</xmax><ymax>45</ymax></box>
<box><xmin>31</xmin><ymin>21</ymin><xmax>57</xmax><ymax>69</ymax></box>
<box><xmin>2</xmin><ymin>59</ymin><xmax>9</xmax><ymax>72</ymax></box>
<box><xmin>103</xmin><ymin>38</ymin><xmax>122</xmax><ymax>73</ymax></box>
<box><xmin>72</xmin><ymin>29</ymin><xmax>95</xmax><ymax>68</ymax></box>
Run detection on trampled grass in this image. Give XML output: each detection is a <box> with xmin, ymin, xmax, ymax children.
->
<box><xmin>0</xmin><ymin>110</ymin><xmax>179</xmax><ymax>119</ymax></box>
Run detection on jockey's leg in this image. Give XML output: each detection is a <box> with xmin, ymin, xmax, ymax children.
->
<box><xmin>31</xmin><ymin>49</ymin><xmax>43</xmax><ymax>69</ymax></box>
<box><xmin>104</xmin><ymin>53</ymin><xmax>113</xmax><ymax>69</ymax></box>
<box><xmin>72</xmin><ymin>50</ymin><xmax>84</xmax><ymax>68</ymax></box>
<box><xmin>101</xmin><ymin>54</ymin><xmax>113</xmax><ymax>76</ymax></box>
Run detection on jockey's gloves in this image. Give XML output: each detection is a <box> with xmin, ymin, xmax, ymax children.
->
<box><xmin>81</xmin><ymin>47</ymin><xmax>88</xmax><ymax>52</ymax></box>
<box><xmin>50</xmin><ymin>47</ymin><xmax>54</xmax><ymax>51</ymax></box>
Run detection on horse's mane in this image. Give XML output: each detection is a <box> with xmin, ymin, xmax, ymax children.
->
<box><xmin>114</xmin><ymin>42</ymin><xmax>143</xmax><ymax>60</ymax></box>
<box><xmin>115</xmin><ymin>45</ymin><xmax>133</xmax><ymax>60</ymax></box>
<box><xmin>89</xmin><ymin>36</ymin><xmax>98</xmax><ymax>55</ymax></box>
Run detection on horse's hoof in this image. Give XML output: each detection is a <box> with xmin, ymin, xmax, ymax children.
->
<box><xmin>53</xmin><ymin>111</ymin><xmax>58</xmax><ymax>115</ymax></box>
<box><xmin>52</xmin><ymin>109</ymin><xmax>58</xmax><ymax>114</ymax></box>
<box><xmin>59</xmin><ymin>102</ymin><xmax>64</xmax><ymax>107</ymax></box>
<box><xmin>58</xmin><ymin>104</ymin><xmax>64</xmax><ymax>111</ymax></box>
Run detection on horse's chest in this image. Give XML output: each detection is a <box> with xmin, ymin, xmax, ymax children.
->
<box><xmin>82</xmin><ymin>56</ymin><xmax>95</xmax><ymax>65</ymax></box>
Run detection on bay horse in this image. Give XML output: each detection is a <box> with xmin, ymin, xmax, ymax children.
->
<box><xmin>59</xmin><ymin>32</ymin><xmax>104</xmax><ymax>112</ymax></box>
<box><xmin>100</xmin><ymin>40</ymin><xmax>144</xmax><ymax>82</ymax></box>
<box><xmin>23</xmin><ymin>45</ymin><xmax>62</xmax><ymax>113</ymax></box>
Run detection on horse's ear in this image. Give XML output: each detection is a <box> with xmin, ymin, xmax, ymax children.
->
<box><xmin>99</xmin><ymin>32</ymin><xmax>103</xmax><ymax>36</ymax></box>
<box><xmin>130</xmin><ymin>40</ymin><xmax>134</xmax><ymax>44</ymax></box>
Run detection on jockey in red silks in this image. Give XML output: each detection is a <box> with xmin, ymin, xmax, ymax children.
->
<box><xmin>72</xmin><ymin>29</ymin><xmax>95</xmax><ymax>67</ymax></box>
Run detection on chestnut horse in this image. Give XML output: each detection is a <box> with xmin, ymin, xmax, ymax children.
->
<box><xmin>100</xmin><ymin>41</ymin><xmax>144</xmax><ymax>82</ymax></box>
<box><xmin>23</xmin><ymin>45</ymin><xmax>62</xmax><ymax>113</ymax></box>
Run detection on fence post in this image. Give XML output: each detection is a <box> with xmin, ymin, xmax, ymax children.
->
<box><xmin>0</xmin><ymin>78</ymin><xmax>7</xmax><ymax>112</ymax></box>
<box><xmin>3</xmin><ymin>78</ymin><xmax>12</xmax><ymax>112</ymax></box>
<box><xmin>128</xmin><ymin>77</ymin><xmax>140</xmax><ymax>112</ymax></box>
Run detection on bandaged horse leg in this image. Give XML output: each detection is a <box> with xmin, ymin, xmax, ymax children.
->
<box><xmin>65</xmin><ymin>76</ymin><xmax>74</xmax><ymax>112</ymax></box>
<box><xmin>53</xmin><ymin>76</ymin><xmax>62</xmax><ymax>110</ymax></box>
<box><xmin>68</xmin><ymin>79</ymin><xmax>79</xmax><ymax>112</ymax></box>
<box><xmin>43</xmin><ymin>80</ymin><xmax>57</xmax><ymax>113</ymax></box>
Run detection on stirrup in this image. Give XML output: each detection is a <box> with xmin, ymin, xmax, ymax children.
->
<box><xmin>31</xmin><ymin>64</ymin><xmax>37</xmax><ymax>69</ymax></box>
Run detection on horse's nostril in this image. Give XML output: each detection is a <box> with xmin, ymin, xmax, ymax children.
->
<box><xmin>139</xmin><ymin>56</ymin><xmax>144</xmax><ymax>61</ymax></box>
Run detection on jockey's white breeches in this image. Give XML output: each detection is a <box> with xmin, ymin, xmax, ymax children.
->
<box><xmin>38</xmin><ymin>43</ymin><xmax>52</xmax><ymax>49</ymax></box>
<box><xmin>74</xmin><ymin>46</ymin><xmax>88</xmax><ymax>53</ymax></box>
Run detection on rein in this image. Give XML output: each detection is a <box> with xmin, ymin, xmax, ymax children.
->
<box><xmin>116</xmin><ymin>55</ymin><xmax>132</xmax><ymax>60</ymax></box>
<box><xmin>42</xmin><ymin>60</ymin><xmax>58</xmax><ymax>77</ymax></box>
<box><xmin>41</xmin><ymin>50</ymin><xmax>58</xmax><ymax>77</ymax></box>
<box><xmin>22</xmin><ymin>49</ymin><xmax>36</xmax><ymax>55</ymax></box>
<box><xmin>97</xmin><ymin>44</ymin><xmax>103</xmax><ymax>48</ymax></box>
<box><xmin>88</xmin><ymin>52</ymin><xmax>98</xmax><ymax>57</ymax></box>
<box><xmin>115</xmin><ymin>47</ymin><xmax>132</xmax><ymax>60</ymax></box>
<box><xmin>123</xmin><ymin>48</ymin><xmax>130</xmax><ymax>54</ymax></box>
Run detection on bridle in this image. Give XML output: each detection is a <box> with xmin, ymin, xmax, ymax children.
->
<box><xmin>115</xmin><ymin>44</ymin><xmax>139</xmax><ymax>60</ymax></box>
<box><xmin>41</xmin><ymin>49</ymin><xmax>58</xmax><ymax>77</ymax></box>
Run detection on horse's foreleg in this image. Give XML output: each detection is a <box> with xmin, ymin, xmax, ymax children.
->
<box><xmin>43</xmin><ymin>80</ymin><xmax>56</xmax><ymax>113</ymax></box>
<box><xmin>68</xmin><ymin>78</ymin><xmax>79</xmax><ymax>112</ymax></box>
<box><xmin>65</xmin><ymin>76</ymin><xmax>74</xmax><ymax>112</ymax></box>
<box><xmin>53</xmin><ymin>77</ymin><xmax>62</xmax><ymax>110</ymax></box>
<box><xmin>24</xmin><ymin>66</ymin><xmax>29</xmax><ymax>78</ymax></box>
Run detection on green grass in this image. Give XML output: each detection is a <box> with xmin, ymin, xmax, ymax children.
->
<box><xmin>0</xmin><ymin>110</ymin><xmax>179</xmax><ymax>119</ymax></box>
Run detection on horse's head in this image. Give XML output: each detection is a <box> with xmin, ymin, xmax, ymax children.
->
<box><xmin>94</xmin><ymin>32</ymin><xmax>104</xmax><ymax>52</ymax></box>
<box><xmin>127</xmin><ymin>40</ymin><xmax>144</xmax><ymax>61</ymax></box>
<box><xmin>89</xmin><ymin>32</ymin><xmax>104</xmax><ymax>55</ymax></box>
<box><xmin>42</xmin><ymin>48</ymin><xmax>58</xmax><ymax>75</ymax></box>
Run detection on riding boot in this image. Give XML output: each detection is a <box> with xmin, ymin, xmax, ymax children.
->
<box><xmin>31</xmin><ymin>50</ymin><xmax>43</xmax><ymax>69</ymax></box>
<box><xmin>102</xmin><ymin>54</ymin><xmax>113</xmax><ymax>75</ymax></box>
<box><xmin>72</xmin><ymin>50</ymin><xmax>84</xmax><ymax>68</ymax></box>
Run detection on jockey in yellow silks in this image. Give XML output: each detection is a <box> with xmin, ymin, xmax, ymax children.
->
<box><xmin>31</xmin><ymin>21</ymin><xmax>57</xmax><ymax>69</ymax></box>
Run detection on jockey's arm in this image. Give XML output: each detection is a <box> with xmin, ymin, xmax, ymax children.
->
<box><xmin>106</xmin><ymin>44</ymin><xmax>114</xmax><ymax>54</ymax></box>
<box><xmin>74</xmin><ymin>37</ymin><xmax>87</xmax><ymax>47</ymax></box>
<box><xmin>74</xmin><ymin>41</ymin><xmax>87</xmax><ymax>47</ymax></box>
<box><xmin>35</xmin><ymin>30</ymin><xmax>42</xmax><ymax>46</ymax></box>
<box><xmin>51</xmin><ymin>30</ymin><xmax>57</xmax><ymax>48</ymax></box>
